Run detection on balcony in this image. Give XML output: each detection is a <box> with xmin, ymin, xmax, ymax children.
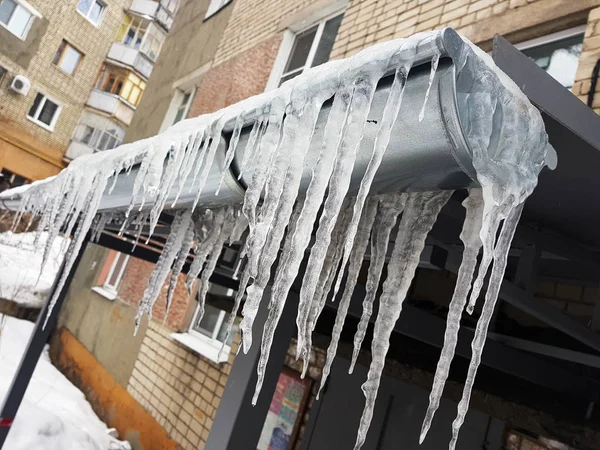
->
<box><xmin>86</xmin><ymin>90</ymin><xmax>135</xmax><ymax>126</ymax></box>
<box><xmin>107</xmin><ymin>42</ymin><xmax>154</xmax><ymax>79</ymax></box>
<box><xmin>65</xmin><ymin>141</ymin><xmax>94</xmax><ymax>160</ymax></box>
<box><xmin>128</xmin><ymin>0</ymin><xmax>176</xmax><ymax>31</ymax></box>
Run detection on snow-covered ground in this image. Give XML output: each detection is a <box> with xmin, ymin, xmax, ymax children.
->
<box><xmin>0</xmin><ymin>315</ymin><xmax>131</xmax><ymax>450</ymax></box>
<box><xmin>0</xmin><ymin>232</ymin><xmax>67</xmax><ymax>308</ymax></box>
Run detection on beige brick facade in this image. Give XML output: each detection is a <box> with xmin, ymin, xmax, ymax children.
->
<box><xmin>0</xmin><ymin>0</ymin><xmax>130</xmax><ymax>161</ymax></box>
<box><xmin>213</xmin><ymin>0</ymin><xmax>346</xmax><ymax>66</ymax></box>
<box><xmin>128</xmin><ymin>320</ymin><xmax>237</xmax><ymax>450</ymax></box>
<box><xmin>573</xmin><ymin>6</ymin><xmax>600</xmax><ymax>112</ymax></box>
<box><xmin>331</xmin><ymin>0</ymin><xmax>600</xmax><ymax>59</ymax></box>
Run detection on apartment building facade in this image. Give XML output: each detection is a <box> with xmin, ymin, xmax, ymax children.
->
<box><xmin>51</xmin><ymin>1</ymin><xmax>600</xmax><ymax>450</ymax></box>
<box><xmin>0</xmin><ymin>0</ymin><xmax>178</xmax><ymax>190</ymax></box>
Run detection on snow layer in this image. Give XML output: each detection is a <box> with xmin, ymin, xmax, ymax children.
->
<box><xmin>0</xmin><ymin>315</ymin><xmax>130</xmax><ymax>450</ymax></box>
<box><xmin>2</xmin><ymin>29</ymin><xmax>555</xmax><ymax>449</ymax></box>
<box><xmin>0</xmin><ymin>232</ymin><xmax>68</xmax><ymax>308</ymax></box>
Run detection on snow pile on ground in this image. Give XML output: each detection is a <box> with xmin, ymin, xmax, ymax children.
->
<box><xmin>0</xmin><ymin>232</ymin><xmax>67</xmax><ymax>308</ymax></box>
<box><xmin>0</xmin><ymin>315</ymin><xmax>131</xmax><ymax>450</ymax></box>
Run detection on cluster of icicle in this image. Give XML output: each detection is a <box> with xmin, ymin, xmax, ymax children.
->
<box><xmin>4</xmin><ymin>30</ymin><xmax>553</xmax><ymax>449</ymax></box>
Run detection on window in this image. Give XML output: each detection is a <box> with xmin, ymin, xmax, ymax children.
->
<box><xmin>72</xmin><ymin>112</ymin><xmax>125</xmax><ymax>152</ymax></box>
<box><xmin>95</xmin><ymin>65</ymin><xmax>147</xmax><ymax>106</ymax></box>
<box><xmin>0</xmin><ymin>65</ymin><xmax>7</xmax><ymax>84</ymax></box>
<box><xmin>205</xmin><ymin>0</ymin><xmax>231</xmax><ymax>20</ymax></box>
<box><xmin>0</xmin><ymin>169</ymin><xmax>28</xmax><ymax>189</ymax></box>
<box><xmin>116</xmin><ymin>14</ymin><xmax>147</xmax><ymax>50</ymax></box>
<box><xmin>517</xmin><ymin>26</ymin><xmax>585</xmax><ymax>89</ymax></box>
<box><xmin>173</xmin><ymin>87</ymin><xmax>195</xmax><ymax>125</ymax></box>
<box><xmin>27</xmin><ymin>93</ymin><xmax>61</xmax><ymax>131</ymax></box>
<box><xmin>121</xmin><ymin>72</ymin><xmax>146</xmax><ymax>106</ymax></box>
<box><xmin>191</xmin><ymin>303</ymin><xmax>237</xmax><ymax>345</ymax></box>
<box><xmin>140</xmin><ymin>22</ymin><xmax>165</xmax><ymax>61</ymax></box>
<box><xmin>53</xmin><ymin>40</ymin><xmax>83</xmax><ymax>76</ymax></box>
<box><xmin>269</xmin><ymin>13</ymin><xmax>344</xmax><ymax>89</ymax></box>
<box><xmin>92</xmin><ymin>251</ymin><xmax>129</xmax><ymax>300</ymax></box>
<box><xmin>77</xmin><ymin>0</ymin><xmax>105</xmax><ymax>26</ymax></box>
<box><xmin>161</xmin><ymin>0</ymin><xmax>180</xmax><ymax>15</ymax></box>
<box><xmin>0</xmin><ymin>0</ymin><xmax>37</xmax><ymax>39</ymax></box>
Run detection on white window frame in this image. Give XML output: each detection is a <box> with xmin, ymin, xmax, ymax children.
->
<box><xmin>204</xmin><ymin>0</ymin><xmax>231</xmax><ymax>20</ymax></box>
<box><xmin>514</xmin><ymin>25</ymin><xmax>586</xmax><ymax>51</ymax></box>
<box><xmin>265</xmin><ymin>8</ymin><xmax>345</xmax><ymax>91</ymax></box>
<box><xmin>171</xmin><ymin>285</ymin><xmax>236</xmax><ymax>364</ymax></box>
<box><xmin>92</xmin><ymin>252</ymin><xmax>130</xmax><ymax>300</ymax></box>
<box><xmin>76</xmin><ymin>0</ymin><xmax>106</xmax><ymax>27</ymax></box>
<box><xmin>26</xmin><ymin>92</ymin><xmax>62</xmax><ymax>132</ymax></box>
<box><xmin>0</xmin><ymin>0</ymin><xmax>41</xmax><ymax>40</ymax></box>
<box><xmin>160</xmin><ymin>64</ymin><xmax>209</xmax><ymax>133</ymax></box>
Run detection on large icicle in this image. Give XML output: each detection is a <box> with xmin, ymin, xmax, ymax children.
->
<box><xmin>239</xmin><ymin>90</ymin><xmax>314</xmax><ymax>353</ymax></box>
<box><xmin>165</xmin><ymin>216</ymin><xmax>196</xmax><ymax>319</ymax></box>
<box><xmin>449</xmin><ymin>203</ymin><xmax>523</xmax><ymax>450</ymax></box>
<box><xmin>419</xmin><ymin>189</ymin><xmax>483</xmax><ymax>444</ymax></box>
<box><xmin>185</xmin><ymin>209</ymin><xmax>224</xmax><ymax>293</ymax></box>
<box><xmin>350</xmin><ymin>193</ymin><xmax>406</xmax><ymax>373</ymax></box>
<box><xmin>195</xmin><ymin>207</ymin><xmax>237</xmax><ymax>323</ymax></box>
<box><xmin>330</xmin><ymin>64</ymin><xmax>410</xmax><ymax>325</ymax></box>
<box><xmin>301</xmin><ymin>198</ymin><xmax>355</xmax><ymax>374</ymax></box>
<box><xmin>296</xmin><ymin>73</ymin><xmax>381</xmax><ymax>362</ymax></box>
<box><xmin>354</xmin><ymin>190</ymin><xmax>452</xmax><ymax>450</ymax></box>
<box><xmin>134</xmin><ymin>209</ymin><xmax>193</xmax><ymax>332</ymax></box>
<box><xmin>318</xmin><ymin>197</ymin><xmax>378</xmax><ymax>397</ymax></box>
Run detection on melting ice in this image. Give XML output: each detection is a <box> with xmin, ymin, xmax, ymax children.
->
<box><xmin>2</xmin><ymin>29</ymin><xmax>554</xmax><ymax>449</ymax></box>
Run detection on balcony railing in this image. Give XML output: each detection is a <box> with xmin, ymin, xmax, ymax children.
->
<box><xmin>65</xmin><ymin>141</ymin><xmax>95</xmax><ymax>160</ymax></box>
<box><xmin>107</xmin><ymin>42</ymin><xmax>154</xmax><ymax>79</ymax></box>
<box><xmin>128</xmin><ymin>0</ymin><xmax>175</xmax><ymax>31</ymax></box>
<box><xmin>86</xmin><ymin>90</ymin><xmax>135</xmax><ymax>126</ymax></box>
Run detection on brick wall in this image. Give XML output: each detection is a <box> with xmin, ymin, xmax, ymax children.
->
<box><xmin>330</xmin><ymin>0</ymin><xmax>600</xmax><ymax>59</ymax></box>
<box><xmin>127</xmin><ymin>320</ymin><xmax>237</xmax><ymax>450</ymax></box>
<box><xmin>118</xmin><ymin>257</ymin><xmax>194</xmax><ymax>330</ymax></box>
<box><xmin>0</xmin><ymin>0</ymin><xmax>130</xmax><ymax>153</ymax></box>
<box><xmin>573</xmin><ymin>7</ymin><xmax>600</xmax><ymax>112</ymax></box>
<box><xmin>212</xmin><ymin>0</ymin><xmax>341</xmax><ymax>66</ymax></box>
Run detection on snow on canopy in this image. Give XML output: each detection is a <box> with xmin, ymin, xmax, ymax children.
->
<box><xmin>1</xmin><ymin>29</ymin><xmax>553</xmax><ymax>449</ymax></box>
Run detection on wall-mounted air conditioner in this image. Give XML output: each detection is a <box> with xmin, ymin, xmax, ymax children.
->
<box><xmin>9</xmin><ymin>75</ymin><xmax>31</xmax><ymax>96</ymax></box>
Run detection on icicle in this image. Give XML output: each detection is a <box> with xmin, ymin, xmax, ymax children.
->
<box><xmin>241</xmin><ymin>85</ymin><xmax>327</xmax><ymax>355</ymax></box>
<box><xmin>354</xmin><ymin>190</ymin><xmax>452</xmax><ymax>450</ymax></box>
<box><xmin>172</xmin><ymin>132</ymin><xmax>201</xmax><ymax>206</ymax></box>
<box><xmin>134</xmin><ymin>209</ymin><xmax>193</xmax><ymax>333</ymax></box>
<box><xmin>44</xmin><ymin>171</ymin><xmax>113</xmax><ymax>328</ymax></box>
<box><xmin>192</xmin><ymin>121</ymin><xmax>226</xmax><ymax>212</ymax></box>
<box><xmin>217</xmin><ymin>115</ymin><xmax>245</xmax><ymax>195</ymax></box>
<box><xmin>296</xmin><ymin>74</ymin><xmax>380</xmax><ymax>362</ymax></box>
<box><xmin>330</xmin><ymin>65</ymin><xmax>410</xmax><ymax>319</ymax></box>
<box><xmin>185</xmin><ymin>209</ymin><xmax>225</xmax><ymax>293</ymax></box>
<box><xmin>263</xmin><ymin>82</ymin><xmax>354</xmax><ymax>334</ymax></box>
<box><xmin>419</xmin><ymin>189</ymin><xmax>483</xmax><ymax>444</ymax></box>
<box><xmin>449</xmin><ymin>203</ymin><xmax>523</xmax><ymax>450</ymax></box>
<box><xmin>237</xmin><ymin>118</ymin><xmax>265</xmax><ymax>181</ymax></box>
<box><xmin>229</xmin><ymin>210</ymin><xmax>249</xmax><ymax>243</ymax></box>
<box><xmin>195</xmin><ymin>207</ymin><xmax>237</xmax><ymax>323</ymax></box>
<box><xmin>418</xmin><ymin>52</ymin><xmax>440</xmax><ymax>122</ymax></box>
<box><xmin>350</xmin><ymin>193</ymin><xmax>406</xmax><ymax>373</ymax></box>
<box><xmin>301</xmin><ymin>198</ymin><xmax>354</xmax><ymax>372</ymax></box>
<box><xmin>318</xmin><ymin>197</ymin><xmax>378</xmax><ymax>398</ymax></box>
<box><xmin>164</xmin><ymin>216</ymin><xmax>195</xmax><ymax>320</ymax></box>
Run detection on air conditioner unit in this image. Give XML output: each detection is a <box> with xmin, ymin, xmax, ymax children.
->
<box><xmin>9</xmin><ymin>75</ymin><xmax>30</xmax><ymax>96</ymax></box>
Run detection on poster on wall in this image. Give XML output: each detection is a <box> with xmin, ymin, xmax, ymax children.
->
<box><xmin>257</xmin><ymin>368</ymin><xmax>312</xmax><ymax>450</ymax></box>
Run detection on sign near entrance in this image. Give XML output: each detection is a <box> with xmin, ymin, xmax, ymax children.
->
<box><xmin>257</xmin><ymin>368</ymin><xmax>311</xmax><ymax>450</ymax></box>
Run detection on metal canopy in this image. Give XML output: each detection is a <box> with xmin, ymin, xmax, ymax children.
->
<box><xmin>3</xmin><ymin>32</ymin><xmax>600</xmax><ymax>448</ymax></box>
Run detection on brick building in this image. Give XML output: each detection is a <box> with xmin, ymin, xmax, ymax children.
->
<box><xmin>0</xmin><ymin>0</ymin><xmax>179</xmax><ymax>189</ymax></box>
<box><xmin>50</xmin><ymin>1</ymin><xmax>600</xmax><ymax>450</ymax></box>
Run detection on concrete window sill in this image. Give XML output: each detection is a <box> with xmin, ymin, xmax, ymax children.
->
<box><xmin>91</xmin><ymin>286</ymin><xmax>117</xmax><ymax>301</ymax></box>
<box><xmin>170</xmin><ymin>332</ymin><xmax>230</xmax><ymax>364</ymax></box>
